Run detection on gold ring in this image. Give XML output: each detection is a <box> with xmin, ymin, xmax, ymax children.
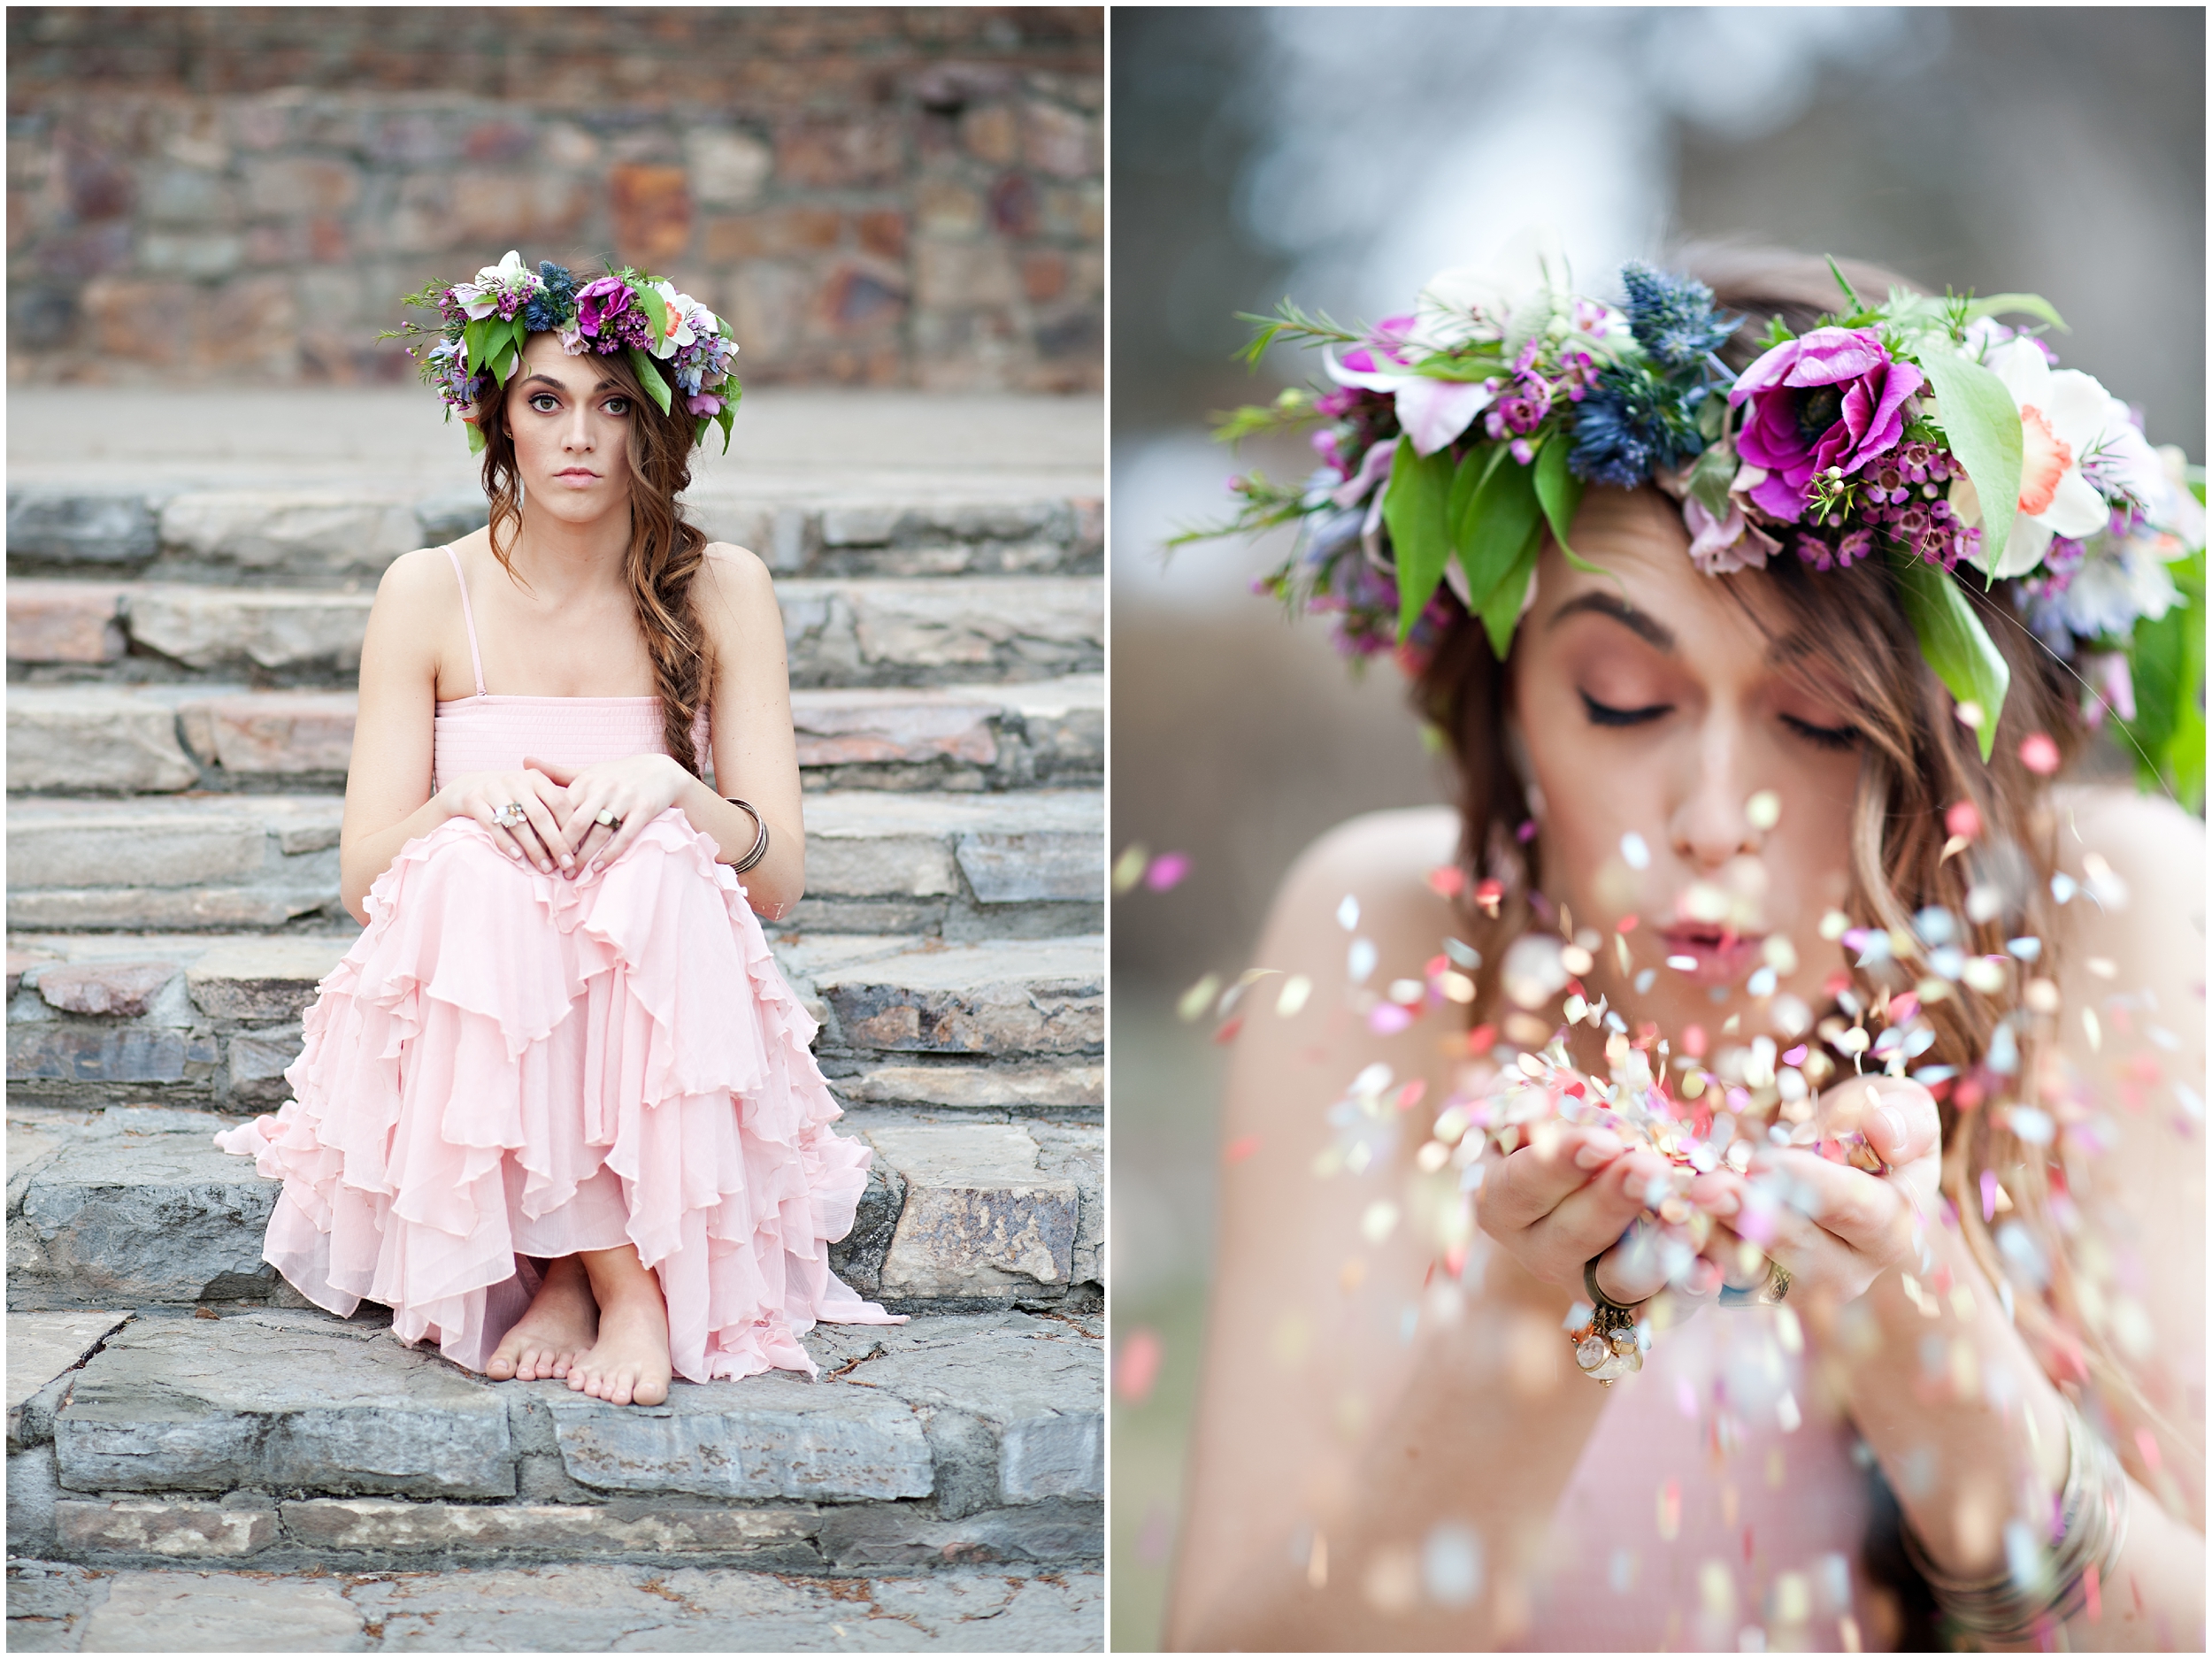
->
<box><xmin>1719</xmin><ymin>1257</ymin><xmax>1791</xmax><ymax>1307</ymax></box>
<box><xmin>1571</xmin><ymin>1255</ymin><xmax>1646</xmax><ymax>1385</ymax></box>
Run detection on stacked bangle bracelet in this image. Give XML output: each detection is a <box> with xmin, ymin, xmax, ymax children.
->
<box><xmin>725</xmin><ymin>797</ymin><xmax>770</xmax><ymax>874</ymax></box>
<box><xmin>1901</xmin><ymin>1396</ymin><xmax>2129</xmax><ymax>1645</ymax></box>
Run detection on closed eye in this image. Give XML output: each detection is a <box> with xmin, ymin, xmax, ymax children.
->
<box><xmin>1782</xmin><ymin>713</ymin><xmax>1860</xmax><ymax>750</ymax></box>
<box><xmin>1579</xmin><ymin>691</ymin><xmax>1671</xmax><ymax>727</ymax></box>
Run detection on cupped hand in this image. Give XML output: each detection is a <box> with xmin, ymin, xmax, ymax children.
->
<box><xmin>442</xmin><ymin>766</ymin><xmax>572</xmax><ymax>873</ymax></box>
<box><xmin>1686</xmin><ymin>1074</ymin><xmax>1943</xmax><ymax>1307</ymax></box>
<box><xmin>524</xmin><ymin>753</ymin><xmax>689</xmax><ymax>873</ymax></box>
<box><xmin>1474</xmin><ymin>1123</ymin><xmax>1729</xmax><ymax>1309</ymax></box>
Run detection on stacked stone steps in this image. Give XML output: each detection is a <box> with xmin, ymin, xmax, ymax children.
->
<box><xmin>8</xmin><ymin>1305</ymin><xmax>1101</xmax><ymax>1577</ymax></box>
<box><xmin>7</xmin><ymin>677</ymin><xmax>1102</xmax><ymax>796</ymax></box>
<box><xmin>6</xmin><ymin>388</ymin><xmax>1104</xmax><ymax>1615</ymax></box>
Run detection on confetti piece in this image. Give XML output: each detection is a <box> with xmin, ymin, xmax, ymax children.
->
<box><xmin>2083</xmin><ymin>1008</ymin><xmax>2101</xmax><ymax>1051</ymax></box>
<box><xmin>1635</xmin><ymin>968</ymin><xmax>1656</xmax><ymax>994</ymax></box>
<box><xmin>2085</xmin><ymin>956</ymin><xmax>2116</xmax><ymax>979</ymax></box>
<box><xmin>1516</xmin><ymin>818</ymin><xmax>1539</xmax><ymax>843</ymax></box>
<box><xmin>1177</xmin><ymin>974</ymin><xmax>1220</xmax><ymax>1022</ymax></box>
<box><xmin>1348</xmin><ymin>939</ymin><xmax>1378</xmax><ymax>984</ymax></box>
<box><xmin>1212</xmin><ymin>1015</ymin><xmax>1244</xmax><ymax>1046</ymax></box>
<box><xmin>1336</xmin><ymin>894</ymin><xmax>1361</xmax><ymax>930</ymax></box>
<box><xmin>1114</xmin><ymin>1328</ymin><xmax>1164</xmax><ymax>1405</ymax></box>
<box><xmin>1657</xmin><ymin>1479</ymin><xmax>1682</xmax><ymax>1540</ymax></box>
<box><xmin>1620</xmin><ymin>832</ymin><xmax>1652</xmax><ymax>870</ymax></box>
<box><xmin>2135</xmin><ymin>1428</ymin><xmax>2162</xmax><ymax>1474</ymax></box>
<box><xmin>1617</xmin><ymin>913</ymin><xmax>1639</xmax><ymax>933</ymax></box>
<box><xmin>1224</xmin><ymin>1133</ymin><xmax>1262</xmax><ymax>1164</ymax></box>
<box><xmin>1111</xmin><ymin>843</ymin><xmax>1148</xmax><ymax>894</ymax></box>
<box><xmin>1443</xmin><ymin>936</ymin><xmax>1479</xmax><ymax>969</ymax></box>
<box><xmin>1361</xmin><ymin>1201</ymin><xmax>1399</xmax><ymax>1244</ymax></box>
<box><xmin>1395</xmin><ymin>1079</ymin><xmax>1427</xmax><ymax>1112</ymax></box>
<box><xmin>1427</xmin><ymin>865</ymin><xmax>1465</xmax><ymax>896</ymax></box>
<box><xmin>1939</xmin><ymin>833</ymin><xmax>1970</xmax><ymax>863</ymax></box>
<box><xmin>1665</xmin><ymin>955</ymin><xmax>1698</xmax><ymax>972</ymax></box>
<box><xmin>1440</xmin><ymin>971</ymin><xmax>1476</xmax><ymax>1002</ymax></box>
<box><xmin>2018</xmin><ymin>732</ymin><xmax>2061</xmax><ymax>774</ymax></box>
<box><xmin>1473</xmin><ymin>879</ymin><xmax>1503</xmax><ymax>918</ymax></box>
<box><xmin>1276</xmin><ymin>974</ymin><xmax>1312</xmax><ymax>1017</ymax></box>
<box><xmin>1467</xmin><ymin>1024</ymin><xmax>1496</xmax><ymax>1055</ymax></box>
<box><xmin>1144</xmin><ymin>851</ymin><xmax>1192</xmax><ymax>891</ymax></box>
<box><xmin>1954</xmin><ymin>699</ymin><xmax>1985</xmax><ymax>730</ymax></box>
<box><xmin>1369</xmin><ymin>1003</ymin><xmax>1413</xmax><ymax>1035</ymax></box>
<box><xmin>1745</xmin><ymin>789</ymin><xmax>1781</xmax><ymax>830</ymax></box>
<box><xmin>1839</xmin><ymin>1613</ymin><xmax>1863</xmax><ymax>1652</ymax></box>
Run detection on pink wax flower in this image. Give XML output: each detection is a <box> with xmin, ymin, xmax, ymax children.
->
<box><xmin>685</xmin><ymin>392</ymin><xmax>723</xmax><ymax>416</ymax></box>
<box><xmin>1730</xmin><ymin>327</ymin><xmax>1924</xmax><ymax>522</ymax></box>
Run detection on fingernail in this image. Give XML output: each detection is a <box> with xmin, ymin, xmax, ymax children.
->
<box><xmin>1878</xmin><ymin>1104</ymin><xmax>1907</xmax><ymax>1147</ymax></box>
<box><xmin>1703</xmin><ymin>1189</ymin><xmax>1740</xmax><ymax>1217</ymax></box>
<box><xmin>1574</xmin><ymin>1143</ymin><xmax>1610</xmax><ymax>1171</ymax></box>
<box><xmin>591</xmin><ymin>860</ymin><xmax>605</xmax><ymax>872</ymax></box>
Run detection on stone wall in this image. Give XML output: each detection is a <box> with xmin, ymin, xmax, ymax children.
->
<box><xmin>5</xmin><ymin>7</ymin><xmax>1102</xmax><ymax>390</ymax></box>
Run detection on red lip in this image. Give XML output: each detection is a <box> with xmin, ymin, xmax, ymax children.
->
<box><xmin>556</xmin><ymin>468</ymin><xmax>598</xmax><ymax>480</ymax></box>
<box><xmin>1658</xmin><ymin>925</ymin><xmax>1766</xmax><ymax>987</ymax></box>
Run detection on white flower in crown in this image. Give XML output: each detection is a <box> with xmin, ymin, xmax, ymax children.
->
<box><xmin>650</xmin><ymin>280</ymin><xmax>697</xmax><ymax>358</ymax></box>
<box><xmin>1962</xmin><ymin>335</ymin><xmax>2169</xmax><ymax>578</ymax></box>
<box><xmin>452</xmin><ymin>250</ymin><xmax>533</xmax><ymax>321</ymax></box>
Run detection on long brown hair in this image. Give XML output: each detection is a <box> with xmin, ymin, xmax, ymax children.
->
<box><xmin>1414</xmin><ymin>249</ymin><xmax>2196</xmax><ymax>1518</ymax></box>
<box><xmin>473</xmin><ymin>343</ymin><xmax>713</xmax><ymax>774</ymax></box>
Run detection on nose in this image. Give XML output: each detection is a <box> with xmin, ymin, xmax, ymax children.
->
<box><xmin>561</xmin><ymin>401</ymin><xmax>594</xmax><ymax>451</ymax></box>
<box><xmin>1667</xmin><ymin>712</ymin><xmax>1760</xmax><ymax>872</ymax></box>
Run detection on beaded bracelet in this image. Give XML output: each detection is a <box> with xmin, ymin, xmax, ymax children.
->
<box><xmin>1901</xmin><ymin>1396</ymin><xmax>2130</xmax><ymax>1645</ymax></box>
<box><xmin>725</xmin><ymin>798</ymin><xmax>770</xmax><ymax>875</ymax></box>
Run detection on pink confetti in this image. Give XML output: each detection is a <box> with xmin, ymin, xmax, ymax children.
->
<box><xmin>1945</xmin><ymin>800</ymin><xmax>1981</xmax><ymax>841</ymax></box>
<box><xmin>1516</xmin><ymin>818</ymin><xmax>1538</xmax><ymax>843</ymax></box>
<box><xmin>1395</xmin><ymin>1079</ymin><xmax>1428</xmax><ymax>1113</ymax></box>
<box><xmin>1427</xmin><ymin>865</ymin><xmax>1465</xmax><ymax>896</ymax></box>
<box><xmin>1617</xmin><ymin>913</ymin><xmax>1640</xmax><ymax>933</ymax></box>
<box><xmin>1782</xmin><ymin>1044</ymin><xmax>1808</xmax><ymax>1066</ymax></box>
<box><xmin>1675</xmin><ymin>1376</ymin><xmax>1699</xmax><ymax>1419</ymax></box>
<box><xmin>1889</xmin><ymin>993</ymin><xmax>1920</xmax><ymax>1025</ymax></box>
<box><xmin>1369</xmin><ymin>1003</ymin><xmax>1415</xmax><ymax>1035</ymax></box>
<box><xmin>1980</xmin><ymin>1168</ymin><xmax>2000</xmax><ymax>1222</ymax></box>
<box><xmin>1114</xmin><ymin>1328</ymin><xmax>1164</xmax><ymax>1406</ymax></box>
<box><xmin>1682</xmin><ymin>1025</ymin><xmax>1707</xmax><ymax>1059</ymax></box>
<box><xmin>1473</xmin><ymin>879</ymin><xmax>1504</xmax><ymax>917</ymax></box>
<box><xmin>1224</xmin><ymin>1133</ymin><xmax>1262</xmax><ymax>1165</ymax></box>
<box><xmin>1144</xmin><ymin>852</ymin><xmax>1192</xmax><ymax>891</ymax></box>
<box><xmin>1212</xmin><ymin>1016</ymin><xmax>1244</xmax><ymax>1046</ymax></box>
<box><xmin>2018</xmin><ymin>733</ymin><xmax>2062</xmax><ymax>775</ymax></box>
<box><xmin>2136</xmin><ymin>1428</ymin><xmax>2162</xmax><ymax>1475</ymax></box>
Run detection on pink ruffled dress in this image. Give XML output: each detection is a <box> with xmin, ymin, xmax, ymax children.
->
<box><xmin>216</xmin><ymin>545</ymin><xmax>902</xmax><ymax>1381</ymax></box>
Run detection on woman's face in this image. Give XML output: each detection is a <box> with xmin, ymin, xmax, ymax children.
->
<box><xmin>1508</xmin><ymin>487</ymin><xmax>1862</xmax><ymax>1046</ymax></box>
<box><xmin>501</xmin><ymin>332</ymin><xmax>636</xmax><ymax>526</ymax></box>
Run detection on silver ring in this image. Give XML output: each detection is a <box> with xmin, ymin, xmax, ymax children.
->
<box><xmin>493</xmin><ymin>803</ymin><xmax>526</xmax><ymax>828</ymax></box>
<box><xmin>595</xmin><ymin>808</ymin><xmax>619</xmax><ymax>828</ymax></box>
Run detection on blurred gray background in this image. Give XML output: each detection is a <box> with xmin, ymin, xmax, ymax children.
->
<box><xmin>1107</xmin><ymin>8</ymin><xmax>2206</xmax><ymax>1649</ymax></box>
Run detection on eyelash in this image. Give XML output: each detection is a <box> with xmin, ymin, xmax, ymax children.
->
<box><xmin>1580</xmin><ymin>692</ymin><xmax>1669</xmax><ymax>727</ymax></box>
<box><xmin>1782</xmin><ymin>714</ymin><xmax>1861</xmax><ymax>750</ymax></box>
<box><xmin>1580</xmin><ymin>693</ymin><xmax>1861</xmax><ymax>750</ymax></box>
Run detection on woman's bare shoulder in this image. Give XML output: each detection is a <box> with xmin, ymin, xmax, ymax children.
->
<box><xmin>1267</xmin><ymin>805</ymin><xmax>1463</xmax><ymax>935</ymax></box>
<box><xmin>2053</xmin><ymin>782</ymin><xmax>2205</xmax><ymax>879</ymax></box>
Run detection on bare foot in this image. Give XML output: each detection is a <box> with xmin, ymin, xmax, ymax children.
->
<box><xmin>566</xmin><ymin>1280</ymin><xmax>672</xmax><ymax>1406</ymax></box>
<box><xmin>484</xmin><ymin>1256</ymin><xmax>598</xmax><ymax>1382</ymax></box>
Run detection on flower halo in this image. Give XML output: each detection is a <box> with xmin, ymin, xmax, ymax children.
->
<box><xmin>1182</xmin><ymin>250</ymin><xmax>2204</xmax><ymax>798</ymax></box>
<box><xmin>382</xmin><ymin>250</ymin><xmax>742</xmax><ymax>456</ymax></box>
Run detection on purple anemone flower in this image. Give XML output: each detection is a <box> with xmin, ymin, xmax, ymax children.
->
<box><xmin>1730</xmin><ymin>327</ymin><xmax>1924</xmax><ymax>521</ymax></box>
<box><xmin>576</xmin><ymin>276</ymin><xmax>634</xmax><ymax>339</ymax></box>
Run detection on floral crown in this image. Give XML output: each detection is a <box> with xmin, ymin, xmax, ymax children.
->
<box><xmin>384</xmin><ymin>250</ymin><xmax>741</xmax><ymax>456</ymax></box>
<box><xmin>1190</xmin><ymin>250</ymin><xmax>2203</xmax><ymax>796</ymax></box>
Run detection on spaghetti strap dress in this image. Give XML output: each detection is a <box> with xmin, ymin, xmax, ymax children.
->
<box><xmin>215</xmin><ymin>544</ymin><xmax>902</xmax><ymax>1382</ymax></box>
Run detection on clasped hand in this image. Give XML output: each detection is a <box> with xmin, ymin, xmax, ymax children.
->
<box><xmin>1473</xmin><ymin>1071</ymin><xmax>1942</xmax><ymax>1317</ymax></box>
<box><xmin>442</xmin><ymin>753</ymin><xmax>689</xmax><ymax>876</ymax></box>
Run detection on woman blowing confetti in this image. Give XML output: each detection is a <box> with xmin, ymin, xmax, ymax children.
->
<box><xmin>1166</xmin><ymin>244</ymin><xmax>2203</xmax><ymax>1649</ymax></box>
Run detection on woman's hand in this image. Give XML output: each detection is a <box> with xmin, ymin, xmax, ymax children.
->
<box><xmin>440</xmin><ymin>766</ymin><xmax>573</xmax><ymax>873</ymax></box>
<box><xmin>1687</xmin><ymin>1074</ymin><xmax>1943</xmax><ymax>1307</ymax></box>
<box><xmin>523</xmin><ymin>753</ymin><xmax>690</xmax><ymax>873</ymax></box>
<box><xmin>1475</xmin><ymin>1123</ymin><xmax>1730</xmax><ymax>1307</ymax></box>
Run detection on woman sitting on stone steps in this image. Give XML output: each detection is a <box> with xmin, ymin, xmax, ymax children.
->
<box><xmin>217</xmin><ymin>254</ymin><xmax>902</xmax><ymax>1409</ymax></box>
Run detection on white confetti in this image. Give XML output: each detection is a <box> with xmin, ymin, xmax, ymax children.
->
<box><xmin>1276</xmin><ymin>975</ymin><xmax>1313</xmax><ymax>1018</ymax></box>
<box><xmin>1666</xmin><ymin>955</ymin><xmax>1698</xmax><ymax>972</ymax></box>
<box><xmin>1745</xmin><ymin>790</ymin><xmax>1781</xmax><ymax>831</ymax></box>
<box><xmin>1348</xmin><ymin>939</ymin><xmax>1378</xmax><ymax>984</ymax></box>
<box><xmin>1619</xmin><ymin>832</ymin><xmax>1651</xmax><ymax>870</ymax></box>
<box><xmin>1336</xmin><ymin>894</ymin><xmax>1361</xmax><ymax>931</ymax></box>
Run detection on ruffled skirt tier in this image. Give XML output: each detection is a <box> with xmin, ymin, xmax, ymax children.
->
<box><xmin>215</xmin><ymin>810</ymin><xmax>902</xmax><ymax>1382</ymax></box>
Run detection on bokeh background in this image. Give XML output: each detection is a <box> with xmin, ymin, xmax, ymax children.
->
<box><xmin>1109</xmin><ymin>8</ymin><xmax>2206</xmax><ymax>1648</ymax></box>
<box><xmin>6</xmin><ymin>6</ymin><xmax>1102</xmax><ymax>389</ymax></box>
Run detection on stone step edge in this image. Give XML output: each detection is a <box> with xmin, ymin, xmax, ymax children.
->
<box><xmin>34</xmin><ymin>1494</ymin><xmax>1104</xmax><ymax>1573</ymax></box>
<box><xmin>7</xmin><ymin>575</ymin><xmax>1106</xmax><ymax>688</ymax></box>
<box><xmin>5</xmin><ymin>677</ymin><xmax>1104</xmax><ymax>796</ymax></box>
<box><xmin>7</xmin><ymin>485</ymin><xmax>1105</xmax><ymax>575</ymax></box>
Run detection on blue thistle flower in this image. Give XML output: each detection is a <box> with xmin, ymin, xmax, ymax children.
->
<box><xmin>1567</xmin><ymin>365</ymin><xmax>1707</xmax><ymax>488</ymax></box>
<box><xmin>522</xmin><ymin>261</ymin><xmax>579</xmax><ymax>333</ymax></box>
<box><xmin>1620</xmin><ymin>262</ymin><xmax>1736</xmax><ymax>371</ymax></box>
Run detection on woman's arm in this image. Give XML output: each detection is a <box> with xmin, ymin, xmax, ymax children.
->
<box><xmin>687</xmin><ymin>543</ymin><xmax>806</xmax><ymax>916</ymax></box>
<box><xmin>1168</xmin><ymin>809</ymin><xmax>1634</xmax><ymax>1650</ymax></box>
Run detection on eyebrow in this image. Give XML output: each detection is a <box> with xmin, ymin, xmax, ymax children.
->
<box><xmin>519</xmin><ymin>373</ymin><xmax>624</xmax><ymax>394</ymax></box>
<box><xmin>1546</xmin><ymin>592</ymin><xmax>1676</xmax><ymax>652</ymax></box>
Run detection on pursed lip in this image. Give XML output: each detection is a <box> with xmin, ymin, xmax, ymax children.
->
<box><xmin>1658</xmin><ymin>924</ymin><xmax>1767</xmax><ymax>987</ymax></box>
<box><xmin>554</xmin><ymin>467</ymin><xmax>599</xmax><ymax>482</ymax></box>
